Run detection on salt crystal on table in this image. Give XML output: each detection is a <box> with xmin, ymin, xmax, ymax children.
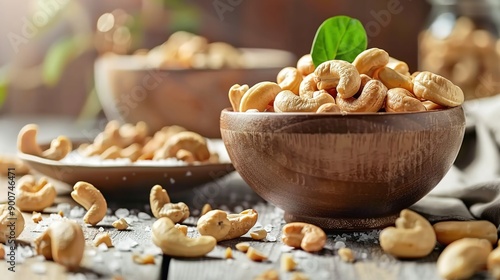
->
<box><xmin>32</xmin><ymin>224</ymin><xmax>44</xmax><ymax>232</ymax></box>
<box><xmin>334</xmin><ymin>241</ymin><xmax>346</xmax><ymax>249</ymax></box>
<box><xmin>86</xmin><ymin>250</ymin><xmax>97</xmax><ymax>257</ymax></box>
<box><xmin>240</xmin><ymin>263</ymin><xmax>250</xmax><ymax>270</ymax></box>
<box><xmin>98</xmin><ymin>227</ymin><xmax>104</xmax><ymax>232</ymax></box>
<box><xmin>294</xmin><ymin>250</ymin><xmax>309</xmax><ymax>259</ymax></box>
<box><xmin>115</xmin><ymin>208</ymin><xmax>130</xmax><ymax>218</ymax></box>
<box><xmin>144</xmin><ymin>226</ymin><xmax>151</xmax><ymax>232</ymax></box>
<box><xmin>49</xmin><ymin>213</ymin><xmax>62</xmax><ymax>221</ymax></box>
<box><xmin>280</xmin><ymin>245</ymin><xmax>294</xmax><ymax>252</ymax></box>
<box><xmin>57</xmin><ymin>203</ymin><xmax>71</xmax><ymax>216</ymax></box>
<box><xmin>318</xmin><ymin>270</ymin><xmax>331</xmax><ymax>279</ymax></box>
<box><xmin>187</xmin><ymin>227</ymin><xmax>194</xmax><ymax>233</ymax></box>
<box><xmin>360</xmin><ymin>252</ymin><xmax>368</xmax><ymax>259</ymax></box>
<box><xmin>97</xmin><ymin>243</ymin><xmax>108</xmax><ymax>252</ymax></box>
<box><xmin>93</xmin><ymin>255</ymin><xmax>104</xmax><ymax>263</ymax></box>
<box><xmin>264</xmin><ymin>224</ymin><xmax>273</xmax><ymax>232</ymax></box>
<box><xmin>109</xmin><ymin>260</ymin><xmax>121</xmax><ymax>272</ymax></box>
<box><xmin>252</xmin><ymin>223</ymin><xmax>263</xmax><ymax>230</ymax></box>
<box><xmin>125</xmin><ymin>216</ymin><xmax>138</xmax><ymax>224</ymax></box>
<box><xmin>113</xmin><ymin>252</ymin><xmax>122</xmax><ymax>258</ymax></box>
<box><xmin>144</xmin><ymin>246</ymin><xmax>162</xmax><ymax>256</ymax></box>
<box><xmin>70</xmin><ymin>207</ymin><xmax>85</xmax><ymax>218</ymax></box>
<box><xmin>138</xmin><ymin>212</ymin><xmax>151</xmax><ymax>220</ymax></box>
<box><xmin>266</xmin><ymin>235</ymin><xmax>277</xmax><ymax>242</ymax></box>
<box><xmin>115</xmin><ymin>242</ymin><xmax>131</xmax><ymax>252</ymax></box>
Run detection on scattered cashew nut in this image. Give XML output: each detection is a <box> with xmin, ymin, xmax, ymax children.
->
<box><xmin>197</xmin><ymin>209</ymin><xmax>258</xmax><ymax>241</ymax></box>
<box><xmin>152</xmin><ymin>217</ymin><xmax>216</xmax><ymax>258</ymax></box>
<box><xmin>433</xmin><ymin>220</ymin><xmax>498</xmax><ymax>245</ymax></box>
<box><xmin>282</xmin><ymin>222</ymin><xmax>327</xmax><ymax>252</ymax></box>
<box><xmin>149</xmin><ymin>185</ymin><xmax>189</xmax><ymax>223</ymax></box>
<box><xmin>379</xmin><ymin>209</ymin><xmax>436</xmax><ymax>258</ymax></box>
<box><xmin>33</xmin><ymin>220</ymin><xmax>85</xmax><ymax>270</ymax></box>
<box><xmin>16</xmin><ymin>175</ymin><xmax>57</xmax><ymax>212</ymax></box>
<box><xmin>17</xmin><ymin>124</ymin><xmax>72</xmax><ymax>160</ymax></box>
<box><xmin>0</xmin><ymin>204</ymin><xmax>25</xmax><ymax>244</ymax></box>
<box><xmin>437</xmin><ymin>238</ymin><xmax>492</xmax><ymax>280</ymax></box>
<box><xmin>71</xmin><ymin>181</ymin><xmax>108</xmax><ymax>226</ymax></box>
<box><xmin>314</xmin><ymin>60</ymin><xmax>361</xmax><ymax>99</ymax></box>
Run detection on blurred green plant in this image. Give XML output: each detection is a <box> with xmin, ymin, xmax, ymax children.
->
<box><xmin>0</xmin><ymin>0</ymin><xmax>200</xmax><ymax>119</ymax></box>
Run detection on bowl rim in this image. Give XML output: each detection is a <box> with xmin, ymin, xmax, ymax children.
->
<box><xmin>221</xmin><ymin>105</ymin><xmax>464</xmax><ymax>117</ymax></box>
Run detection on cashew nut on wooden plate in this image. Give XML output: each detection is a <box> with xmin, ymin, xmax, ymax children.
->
<box><xmin>197</xmin><ymin>209</ymin><xmax>258</xmax><ymax>242</ymax></box>
<box><xmin>16</xmin><ymin>175</ymin><xmax>57</xmax><ymax>212</ymax></box>
<box><xmin>33</xmin><ymin>220</ymin><xmax>85</xmax><ymax>270</ymax></box>
<box><xmin>71</xmin><ymin>181</ymin><xmax>107</xmax><ymax>226</ymax></box>
<box><xmin>149</xmin><ymin>185</ymin><xmax>189</xmax><ymax>223</ymax></box>
<box><xmin>153</xmin><ymin>131</ymin><xmax>210</xmax><ymax>162</ymax></box>
<box><xmin>281</xmin><ymin>222</ymin><xmax>327</xmax><ymax>252</ymax></box>
<box><xmin>17</xmin><ymin>124</ymin><xmax>72</xmax><ymax>160</ymax></box>
<box><xmin>379</xmin><ymin>209</ymin><xmax>436</xmax><ymax>258</ymax></box>
<box><xmin>152</xmin><ymin>217</ymin><xmax>216</xmax><ymax>258</ymax></box>
<box><xmin>0</xmin><ymin>204</ymin><xmax>25</xmax><ymax>244</ymax></box>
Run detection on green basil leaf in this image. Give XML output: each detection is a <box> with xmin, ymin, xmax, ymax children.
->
<box><xmin>311</xmin><ymin>16</ymin><xmax>367</xmax><ymax>67</ymax></box>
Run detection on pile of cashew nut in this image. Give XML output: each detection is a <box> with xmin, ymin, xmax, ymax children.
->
<box><xmin>229</xmin><ymin>48</ymin><xmax>465</xmax><ymax>114</ymax></box>
<box><xmin>379</xmin><ymin>209</ymin><xmax>500</xmax><ymax>280</ymax></box>
<box><xmin>140</xmin><ymin>31</ymin><xmax>243</xmax><ymax>69</ymax></box>
<box><xmin>78</xmin><ymin>120</ymin><xmax>219</xmax><ymax>164</ymax></box>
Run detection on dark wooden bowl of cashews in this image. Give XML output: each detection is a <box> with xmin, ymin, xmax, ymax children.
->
<box><xmin>220</xmin><ymin>106</ymin><xmax>466</xmax><ymax>230</ymax></box>
<box><xmin>95</xmin><ymin>48</ymin><xmax>296</xmax><ymax>139</ymax></box>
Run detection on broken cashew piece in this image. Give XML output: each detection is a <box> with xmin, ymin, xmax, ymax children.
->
<box><xmin>437</xmin><ymin>238</ymin><xmax>492</xmax><ymax>280</ymax></box>
<box><xmin>274</xmin><ymin>90</ymin><xmax>335</xmax><ymax>112</ymax></box>
<box><xmin>379</xmin><ymin>209</ymin><xmax>436</xmax><ymax>258</ymax></box>
<box><xmin>93</xmin><ymin>232</ymin><xmax>113</xmax><ymax>247</ymax></box>
<box><xmin>488</xmin><ymin>245</ymin><xmax>500</xmax><ymax>279</ymax></box>
<box><xmin>250</xmin><ymin>229</ymin><xmax>267</xmax><ymax>240</ymax></box>
<box><xmin>17</xmin><ymin>124</ymin><xmax>72</xmax><ymax>160</ymax></box>
<box><xmin>0</xmin><ymin>204</ymin><xmax>25</xmax><ymax>244</ymax></box>
<box><xmin>239</xmin><ymin>82</ymin><xmax>282</xmax><ymax>112</ymax></box>
<box><xmin>336</xmin><ymin>80</ymin><xmax>388</xmax><ymax>113</ymax></box>
<box><xmin>16</xmin><ymin>175</ymin><xmax>57</xmax><ymax>212</ymax></box>
<box><xmin>277</xmin><ymin>67</ymin><xmax>303</xmax><ymax>95</ymax></box>
<box><xmin>296</xmin><ymin>54</ymin><xmax>315</xmax><ymax>76</ymax></box>
<box><xmin>228</xmin><ymin>84</ymin><xmax>249</xmax><ymax>112</ymax></box>
<box><xmin>413</xmin><ymin>71</ymin><xmax>464</xmax><ymax>107</ymax></box>
<box><xmin>33</xmin><ymin>220</ymin><xmax>85</xmax><ymax>270</ymax></box>
<box><xmin>314</xmin><ymin>60</ymin><xmax>361</xmax><ymax>99</ymax></box>
<box><xmin>352</xmin><ymin>48</ymin><xmax>390</xmax><ymax>77</ymax></box>
<box><xmin>385</xmin><ymin>88</ymin><xmax>426</xmax><ymax>113</ymax></box>
<box><xmin>433</xmin><ymin>220</ymin><xmax>498</xmax><ymax>245</ymax></box>
<box><xmin>197</xmin><ymin>209</ymin><xmax>258</xmax><ymax>241</ymax></box>
<box><xmin>154</xmin><ymin>131</ymin><xmax>210</xmax><ymax>162</ymax></box>
<box><xmin>282</xmin><ymin>222</ymin><xmax>327</xmax><ymax>252</ymax></box>
<box><xmin>71</xmin><ymin>181</ymin><xmax>107</xmax><ymax>226</ymax></box>
<box><xmin>112</xmin><ymin>218</ymin><xmax>129</xmax><ymax>230</ymax></box>
<box><xmin>149</xmin><ymin>185</ymin><xmax>189</xmax><ymax>223</ymax></box>
<box><xmin>152</xmin><ymin>217</ymin><xmax>216</xmax><ymax>258</ymax></box>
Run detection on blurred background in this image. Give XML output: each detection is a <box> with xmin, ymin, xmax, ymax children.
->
<box><xmin>0</xmin><ymin>0</ymin><xmax>497</xmax><ymax>121</ymax></box>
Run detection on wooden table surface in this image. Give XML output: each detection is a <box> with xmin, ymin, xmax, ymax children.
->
<box><xmin>0</xmin><ymin>117</ymin><xmax>493</xmax><ymax>280</ymax></box>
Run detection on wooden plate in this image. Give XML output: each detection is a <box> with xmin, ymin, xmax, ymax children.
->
<box><xmin>17</xmin><ymin>139</ymin><xmax>235</xmax><ymax>199</ymax></box>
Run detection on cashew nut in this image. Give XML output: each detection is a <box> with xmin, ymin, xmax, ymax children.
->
<box><xmin>175</xmin><ymin>224</ymin><xmax>188</xmax><ymax>236</ymax></box>
<box><xmin>93</xmin><ymin>232</ymin><xmax>113</xmax><ymax>247</ymax></box>
<box><xmin>201</xmin><ymin>203</ymin><xmax>212</xmax><ymax>216</ymax></box>
<box><xmin>274</xmin><ymin>90</ymin><xmax>335</xmax><ymax>112</ymax></box>
<box><xmin>488</xmin><ymin>245</ymin><xmax>500</xmax><ymax>279</ymax></box>
<box><xmin>142</xmin><ymin>125</ymin><xmax>186</xmax><ymax>155</ymax></box>
<box><xmin>338</xmin><ymin>248</ymin><xmax>356</xmax><ymax>263</ymax></box>
<box><xmin>0</xmin><ymin>204</ymin><xmax>25</xmax><ymax>244</ymax></box>
<box><xmin>32</xmin><ymin>211</ymin><xmax>43</xmax><ymax>223</ymax></box>
<box><xmin>421</xmin><ymin>100</ymin><xmax>446</xmax><ymax>111</ymax></box>
<box><xmin>228</xmin><ymin>84</ymin><xmax>249</xmax><ymax>112</ymax></box>
<box><xmin>149</xmin><ymin>185</ymin><xmax>189</xmax><ymax>223</ymax></box>
<box><xmin>120</xmin><ymin>143</ymin><xmax>143</xmax><ymax>162</ymax></box>
<box><xmin>154</xmin><ymin>131</ymin><xmax>210</xmax><ymax>162</ymax></box>
<box><xmin>246</xmin><ymin>247</ymin><xmax>267</xmax><ymax>262</ymax></box>
<box><xmin>33</xmin><ymin>220</ymin><xmax>85</xmax><ymax>270</ymax></box>
<box><xmin>316</xmin><ymin>103</ymin><xmax>341</xmax><ymax>113</ymax></box>
<box><xmin>437</xmin><ymin>238</ymin><xmax>492</xmax><ymax>280</ymax></box>
<box><xmin>197</xmin><ymin>209</ymin><xmax>258</xmax><ymax>241</ymax></box>
<box><xmin>314</xmin><ymin>60</ymin><xmax>361</xmax><ymax>99</ymax></box>
<box><xmin>0</xmin><ymin>245</ymin><xmax>4</xmax><ymax>259</ymax></box>
<box><xmin>71</xmin><ymin>181</ymin><xmax>107</xmax><ymax>226</ymax></box>
<box><xmin>152</xmin><ymin>217</ymin><xmax>216</xmax><ymax>258</ymax></box>
<box><xmin>132</xmin><ymin>254</ymin><xmax>156</xmax><ymax>265</ymax></box>
<box><xmin>352</xmin><ymin>48</ymin><xmax>390</xmax><ymax>76</ymax></box>
<box><xmin>433</xmin><ymin>220</ymin><xmax>498</xmax><ymax>245</ymax></box>
<box><xmin>298</xmin><ymin>73</ymin><xmax>319</xmax><ymax>98</ymax></box>
<box><xmin>0</xmin><ymin>155</ymin><xmax>30</xmax><ymax>175</ymax></box>
<box><xmin>413</xmin><ymin>71</ymin><xmax>464</xmax><ymax>107</ymax></box>
<box><xmin>281</xmin><ymin>222</ymin><xmax>327</xmax><ymax>252</ymax></box>
<box><xmin>387</xmin><ymin>57</ymin><xmax>410</xmax><ymax>76</ymax></box>
<box><xmin>112</xmin><ymin>218</ymin><xmax>129</xmax><ymax>230</ymax></box>
<box><xmin>16</xmin><ymin>175</ymin><xmax>57</xmax><ymax>212</ymax></box>
<box><xmin>379</xmin><ymin>209</ymin><xmax>436</xmax><ymax>258</ymax></box>
<box><xmin>336</xmin><ymin>80</ymin><xmax>388</xmax><ymax>112</ymax></box>
<box><xmin>100</xmin><ymin>146</ymin><xmax>122</xmax><ymax>160</ymax></box>
<box><xmin>385</xmin><ymin>88</ymin><xmax>426</xmax><ymax>113</ymax></box>
<box><xmin>239</xmin><ymin>82</ymin><xmax>282</xmax><ymax>112</ymax></box>
<box><xmin>17</xmin><ymin>124</ymin><xmax>72</xmax><ymax>160</ymax></box>
<box><xmin>224</xmin><ymin>247</ymin><xmax>233</xmax><ymax>259</ymax></box>
<box><xmin>235</xmin><ymin>242</ymin><xmax>250</xmax><ymax>252</ymax></box>
<box><xmin>277</xmin><ymin>67</ymin><xmax>303</xmax><ymax>95</ymax></box>
<box><xmin>296</xmin><ymin>54</ymin><xmax>315</xmax><ymax>76</ymax></box>
<box><xmin>373</xmin><ymin>66</ymin><xmax>414</xmax><ymax>93</ymax></box>
<box><xmin>281</xmin><ymin>253</ymin><xmax>297</xmax><ymax>272</ymax></box>
<box><xmin>250</xmin><ymin>229</ymin><xmax>267</xmax><ymax>240</ymax></box>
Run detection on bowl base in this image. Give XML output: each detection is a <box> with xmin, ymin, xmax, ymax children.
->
<box><xmin>284</xmin><ymin>212</ymin><xmax>399</xmax><ymax>232</ymax></box>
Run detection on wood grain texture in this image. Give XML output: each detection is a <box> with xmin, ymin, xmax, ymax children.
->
<box><xmin>220</xmin><ymin>107</ymin><xmax>466</xmax><ymax>230</ymax></box>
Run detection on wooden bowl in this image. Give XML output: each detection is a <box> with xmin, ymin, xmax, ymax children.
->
<box><xmin>95</xmin><ymin>49</ymin><xmax>295</xmax><ymax>138</ymax></box>
<box><xmin>220</xmin><ymin>107</ymin><xmax>466</xmax><ymax>230</ymax></box>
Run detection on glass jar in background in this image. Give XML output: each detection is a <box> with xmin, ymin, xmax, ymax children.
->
<box><xmin>419</xmin><ymin>0</ymin><xmax>500</xmax><ymax>100</ymax></box>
